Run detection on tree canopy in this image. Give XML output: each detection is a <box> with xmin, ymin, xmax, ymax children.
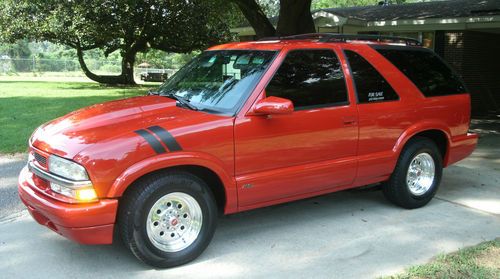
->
<box><xmin>0</xmin><ymin>0</ymin><xmax>232</xmax><ymax>84</ymax></box>
<box><xmin>0</xmin><ymin>0</ymin><xmax>427</xmax><ymax>84</ymax></box>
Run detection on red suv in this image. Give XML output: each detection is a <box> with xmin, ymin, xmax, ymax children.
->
<box><xmin>19</xmin><ymin>34</ymin><xmax>478</xmax><ymax>267</ymax></box>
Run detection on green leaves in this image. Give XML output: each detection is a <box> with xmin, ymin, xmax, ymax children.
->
<box><xmin>1</xmin><ymin>0</ymin><xmax>233</xmax><ymax>52</ymax></box>
<box><xmin>0</xmin><ymin>0</ymin><xmax>232</xmax><ymax>84</ymax></box>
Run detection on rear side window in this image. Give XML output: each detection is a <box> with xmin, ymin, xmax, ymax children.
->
<box><xmin>344</xmin><ymin>50</ymin><xmax>399</xmax><ymax>103</ymax></box>
<box><xmin>375</xmin><ymin>48</ymin><xmax>466</xmax><ymax>97</ymax></box>
<box><xmin>266</xmin><ymin>49</ymin><xmax>348</xmax><ymax>110</ymax></box>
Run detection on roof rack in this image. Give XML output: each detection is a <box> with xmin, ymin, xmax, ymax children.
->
<box><xmin>258</xmin><ymin>33</ymin><xmax>422</xmax><ymax>46</ymax></box>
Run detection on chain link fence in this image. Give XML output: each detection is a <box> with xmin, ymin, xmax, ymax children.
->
<box><xmin>0</xmin><ymin>57</ymin><xmax>122</xmax><ymax>74</ymax></box>
<box><xmin>0</xmin><ymin>58</ymin><xmax>176</xmax><ymax>81</ymax></box>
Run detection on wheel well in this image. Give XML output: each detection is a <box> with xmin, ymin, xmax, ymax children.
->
<box><xmin>412</xmin><ymin>130</ymin><xmax>448</xmax><ymax>159</ymax></box>
<box><xmin>122</xmin><ymin>165</ymin><xmax>226</xmax><ymax>214</ymax></box>
<box><xmin>179</xmin><ymin>165</ymin><xmax>226</xmax><ymax>214</ymax></box>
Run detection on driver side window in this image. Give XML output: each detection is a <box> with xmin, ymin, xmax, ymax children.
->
<box><xmin>266</xmin><ymin>49</ymin><xmax>348</xmax><ymax>110</ymax></box>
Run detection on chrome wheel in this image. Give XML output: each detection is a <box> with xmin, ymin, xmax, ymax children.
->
<box><xmin>406</xmin><ymin>152</ymin><xmax>435</xmax><ymax>196</ymax></box>
<box><xmin>146</xmin><ymin>192</ymin><xmax>203</xmax><ymax>252</ymax></box>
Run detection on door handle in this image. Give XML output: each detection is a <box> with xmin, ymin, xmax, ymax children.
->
<box><xmin>342</xmin><ymin>116</ymin><xmax>357</xmax><ymax>126</ymax></box>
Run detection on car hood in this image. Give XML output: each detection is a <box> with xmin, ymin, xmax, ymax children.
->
<box><xmin>30</xmin><ymin>95</ymin><xmax>223</xmax><ymax>159</ymax></box>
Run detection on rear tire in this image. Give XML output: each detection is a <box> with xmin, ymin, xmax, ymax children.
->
<box><xmin>118</xmin><ymin>171</ymin><xmax>217</xmax><ymax>268</ymax></box>
<box><xmin>383</xmin><ymin>137</ymin><xmax>443</xmax><ymax>209</ymax></box>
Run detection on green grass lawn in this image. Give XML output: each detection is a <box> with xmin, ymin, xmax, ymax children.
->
<box><xmin>0</xmin><ymin>80</ymin><xmax>156</xmax><ymax>153</ymax></box>
<box><xmin>386</xmin><ymin>239</ymin><xmax>500</xmax><ymax>279</ymax></box>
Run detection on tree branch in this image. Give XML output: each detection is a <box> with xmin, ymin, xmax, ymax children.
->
<box><xmin>230</xmin><ymin>0</ymin><xmax>276</xmax><ymax>38</ymax></box>
<box><xmin>75</xmin><ymin>40</ymin><xmax>135</xmax><ymax>85</ymax></box>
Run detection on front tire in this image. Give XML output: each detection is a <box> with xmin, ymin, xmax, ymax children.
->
<box><xmin>118</xmin><ymin>171</ymin><xmax>217</xmax><ymax>268</ymax></box>
<box><xmin>383</xmin><ymin>137</ymin><xmax>443</xmax><ymax>209</ymax></box>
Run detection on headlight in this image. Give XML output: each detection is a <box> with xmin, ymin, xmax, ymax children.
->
<box><xmin>47</xmin><ymin>155</ymin><xmax>97</xmax><ymax>202</ymax></box>
<box><xmin>48</xmin><ymin>155</ymin><xmax>89</xmax><ymax>181</ymax></box>
<box><xmin>49</xmin><ymin>182</ymin><xmax>97</xmax><ymax>202</ymax></box>
<box><xmin>29</xmin><ymin>153</ymin><xmax>97</xmax><ymax>202</ymax></box>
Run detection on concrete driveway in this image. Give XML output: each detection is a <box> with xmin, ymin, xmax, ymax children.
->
<box><xmin>0</xmin><ymin>153</ymin><xmax>26</xmax><ymax>219</ymax></box>
<box><xmin>0</xmin><ymin>120</ymin><xmax>499</xmax><ymax>278</ymax></box>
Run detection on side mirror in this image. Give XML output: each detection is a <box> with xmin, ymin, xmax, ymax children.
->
<box><xmin>253</xmin><ymin>96</ymin><xmax>294</xmax><ymax>115</ymax></box>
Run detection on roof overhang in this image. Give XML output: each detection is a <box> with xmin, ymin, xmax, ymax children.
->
<box><xmin>312</xmin><ymin>10</ymin><xmax>366</xmax><ymax>27</ymax></box>
<box><xmin>231</xmin><ymin>11</ymin><xmax>500</xmax><ymax>36</ymax></box>
<box><xmin>368</xmin><ymin>15</ymin><xmax>500</xmax><ymax>27</ymax></box>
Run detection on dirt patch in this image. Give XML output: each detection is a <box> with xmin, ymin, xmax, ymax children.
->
<box><xmin>475</xmin><ymin>245</ymin><xmax>500</xmax><ymax>272</ymax></box>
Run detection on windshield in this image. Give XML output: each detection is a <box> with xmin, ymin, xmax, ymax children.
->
<box><xmin>158</xmin><ymin>50</ymin><xmax>277</xmax><ymax>115</ymax></box>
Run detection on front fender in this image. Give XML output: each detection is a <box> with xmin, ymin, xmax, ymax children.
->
<box><xmin>107</xmin><ymin>151</ymin><xmax>237</xmax><ymax>213</ymax></box>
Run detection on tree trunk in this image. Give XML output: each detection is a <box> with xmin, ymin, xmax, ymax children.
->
<box><xmin>231</xmin><ymin>0</ymin><xmax>276</xmax><ymax>38</ymax></box>
<box><xmin>76</xmin><ymin>46</ymin><xmax>137</xmax><ymax>85</ymax></box>
<box><xmin>276</xmin><ymin>0</ymin><xmax>315</xmax><ymax>36</ymax></box>
<box><xmin>120</xmin><ymin>49</ymin><xmax>136</xmax><ymax>84</ymax></box>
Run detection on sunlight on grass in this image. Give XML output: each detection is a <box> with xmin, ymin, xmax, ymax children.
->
<box><xmin>0</xmin><ymin>80</ymin><xmax>157</xmax><ymax>153</ymax></box>
<box><xmin>385</xmin><ymin>239</ymin><xmax>500</xmax><ymax>279</ymax></box>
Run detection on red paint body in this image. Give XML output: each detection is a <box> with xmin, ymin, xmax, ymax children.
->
<box><xmin>18</xmin><ymin>40</ymin><xmax>478</xmax><ymax>245</ymax></box>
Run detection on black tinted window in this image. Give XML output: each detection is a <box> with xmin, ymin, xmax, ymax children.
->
<box><xmin>345</xmin><ymin>50</ymin><xmax>399</xmax><ymax>103</ymax></box>
<box><xmin>375</xmin><ymin>48</ymin><xmax>466</xmax><ymax>97</ymax></box>
<box><xmin>266</xmin><ymin>49</ymin><xmax>348</xmax><ymax>110</ymax></box>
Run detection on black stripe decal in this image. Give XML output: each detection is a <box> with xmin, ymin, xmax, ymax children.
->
<box><xmin>147</xmin><ymin>126</ymin><xmax>182</xmax><ymax>152</ymax></box>
<box><xmin>135</xmin><ymin>129</ymin><xmax>166</xmax><ymax>154</ymax></box>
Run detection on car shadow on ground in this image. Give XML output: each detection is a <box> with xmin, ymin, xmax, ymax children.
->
<box><xmin>1</xmin><ymin>175</ymin><xmax>499</xmax><ymax>279</ymax></box>
<box><xmin>1</xmin><ymin>188</ymin><xmax>389</xmax><ymax>270</ymax></box>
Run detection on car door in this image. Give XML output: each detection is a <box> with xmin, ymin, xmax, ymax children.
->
<box><xmin>234</xmin><ymin>47</ymin><xmax>359</xmax><ymax>209</ymax></box>
<box><xmin>341</xmin><ymin>45</ymin><xmax>416</xmax><ymax>187</ymax></box>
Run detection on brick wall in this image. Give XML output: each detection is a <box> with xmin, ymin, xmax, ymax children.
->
<box><xmin>438</xmin><ymin>30</ymin><xmax>500</xmax><ymax>116</ymax></box>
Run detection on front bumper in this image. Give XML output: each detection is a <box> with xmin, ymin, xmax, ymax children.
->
<box><xmin>18</xmin><ymin>166</ymin><xmax>118</xmax><ymax>244</ymax></box>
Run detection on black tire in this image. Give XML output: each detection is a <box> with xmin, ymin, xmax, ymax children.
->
<box><xmin>382</xmin><ymin>137</ymin><xmax>443</xmax><ymax>209</ymax></box>
<box><xmin>118</xmin><ymin>171</ymin><xmax>217</xmax><ymax>268</ymax></box>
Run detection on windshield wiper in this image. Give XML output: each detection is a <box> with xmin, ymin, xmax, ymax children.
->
<box><xmin>162</xmin><ymin>92</ymin><xmax>198</xmax><ymax>111</ymax></box>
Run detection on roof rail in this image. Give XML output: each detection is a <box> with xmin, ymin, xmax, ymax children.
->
<box><xmin>257</xmin><ymin>36</ymin><xmax>281</xmax><ymax>41</ymax></box>
<box><xmin>258</xmin><ymin>33</ymin><xmax>422</xmax><ymax>46</ymax></box>
<box><xmin>318</xmin><ymin>34</ymin><xmax>422</xmax><ymax>46</ymax></box>
<box><xmin>257</xmin><ymin>33</ymin><xmax>330</xmax><ymax>41</ymax></box>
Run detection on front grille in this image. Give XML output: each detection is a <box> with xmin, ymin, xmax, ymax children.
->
<box><xmin>34</xmin><ymin>152</ymin><xmax>47</xmax><ymax>167</ymax></box>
